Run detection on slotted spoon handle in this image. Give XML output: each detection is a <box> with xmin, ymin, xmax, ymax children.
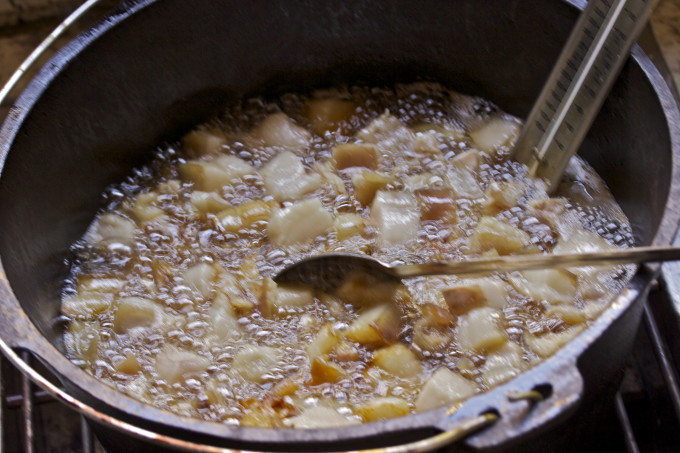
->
<box><xmin>513</xmin><ymin>0</ymin><xmax>658</xmax><ymax>192</ymax></box>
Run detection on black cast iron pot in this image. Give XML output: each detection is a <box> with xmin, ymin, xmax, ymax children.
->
<box><xmin>0</xmin><ymin>0</ymin><xmax>679</xmax><ymax>451</ymax></box>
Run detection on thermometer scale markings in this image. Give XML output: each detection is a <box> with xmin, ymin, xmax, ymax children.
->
<box><xmin>513</xmin><ymin>0</ymin><xmax>656</xmax><ymax>191</ymax></box>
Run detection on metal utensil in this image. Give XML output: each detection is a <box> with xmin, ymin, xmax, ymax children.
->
<box><xmin>513</xmin><ymin>0</ymin><xmax>658</xmax><ymax>192</ymax></box>
<box><xmin>274</xmin><ymin>245</ymin><xmax>680</xmax><ymax>291</ymax></box>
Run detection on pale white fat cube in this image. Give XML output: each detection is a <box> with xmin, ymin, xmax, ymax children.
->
<box><xmin>157</xmin><ymin>179</ymin><xmax>182</xmax><ymax>194</ymax></box>
<box><xmin>77</xmin><ymin>276</ymin><xmax>125</xmax><ymax>294</ymax></box>
<box><xmin>251</xmin><ymin>112</ymin><xmax>311</xmax><ymax>151</ymax></box>
<box><xmin>456</xmin><ymin>307</ymin><xmax>507</xmax><ymax>352</ymax></box>
<box><xmin>452</xmin><ymin>149</ymin><xmax>482</xmax><ymax>169</ymax></box>
<box><xmin>356</xmin><ymin>397</ymin><xmax>410</xmax><ymax>422</ymax></box>
<box><xmin>453</xmin><ymin>279</ymin><xmax>508</xmax><ymax>309</ymax></box>
<box><xmin>232</xmin><ymin>345</ymin><xmax>281</xmax><ymax>383</ymax></box>
<box><xmin>554</xmin><ymin>228</ymin><xmax>613</xmax><ymax>255</ymax></box>
<box><xmin>214</xmin><ymin>155</ymin><xmax>255</xmax><ymax>177</ymax></box>
<box><xmin>483</xmin><ymin>181</ymin><xmax>525</xmax><ymax>215</ymax></box>
<box><xmin>260</xmin><ymin>151</ymin><xmax>322</xmax><ymax>201</ymax></box>
<box><xmin>344</xmin><ymin>304</ymin><xmax>401</xmax><ymax>346</ymax></box>
<box><xmin>527</xmin><ymin>197</ymin><xmax>568</xmax><ymax>230</ymax></box>
<box><xmin>273</xmin><ymin>285</ymin><xmax>314</xmax><ymax>309</ymax></box>
<box><xmin>404</xmin><ymin>173</ymin><xmax>445</xmax><ymax>192</ymax></box>
<box><xmin>183</xmin><ymin>262</ymin><xmax>217</xmax><ymax>299</ymax></box>
<box><xmin>468</xmin><ymin>216</ymin><xmax>530</xmax><ymax>255</ymax></box>
<box><xmin>525</xmin><ymin>326</ymin><xmax>585</xmax><ymax>358</ymax></box>
<box><xmin>208</xmin><ymin>293</ymin><xmax>242</xmax><ymax>342</ymax></box>
<box><xmin>370</xmin><ymin>190</ymin><xmax>420</xmax><ymax>246</ymax></box>
<box><xmin>357</xmin><ymin>111</ymin><xmax>415</xmax><ymax>151</ymax></box>
<box><xmin>113</xmin><ymin>297</ymin><xmax>161</xmax><ymax>334</ymax></box>
<box><xmin>509</xmin><ymin>269</ymin><xmax>577</xmax><ymax>304</ymax></box>
<box><xmin>182</xmin><ymin>130</ymin><xmax>227</xmax><ymax>155</ymax></box>
<box><xmin>155</xmin><ymin>347</ymin><xmax>210</xmax><ymax>384</ymax></box>
<box><xmin>546</xmin><ymin>304</ymin><xmax>587</xmax><ymax>325</ymax></box>
<box><xmin>62</xmin><ymin>293</ymin><xmax>114</xmax><ymax>318</ymax></box>
<box><xmin>307</xmin><ymin>323</ymin><xmax>340</xmax><ymax>360</ymax></box>
<box><xmin>415</xmin><ymin>368</ymin><xmax>477</xmax><ymax>412</ymax></box>
<box><xmin>287</xmin><ymin>406</ymin><xmax>357</xmax><ymax>428</ymax></box>
<box><xmin>260</xmin><ymin>278</ymin><xmax>314</xmax><ymax>316</ymax></box>
<box><xmin>178</xmin><ymin>161</ymin><xmax>225</xmax><ymax>192</ymax></box>
<box><xmin>333</xmin><ymin>213</ymin><xmax>365</xmax><ymax>240</ymax></box>
<box><xmin>413</xmin><ymin>131</ymin><xmax>441</xmax><ymax>154</ymax></box>
<box><xmin>88</xmin><ymin>213</ymin><xmax>136</xmax><ymax>244</ymax></box>
<box><xmin>315</xmin><ymin>161</ymin><xmax>347</xmax><ymax>195</ymax></box>
<box><xmin>446</xmin><ymin>166</ymin><xmax>483</xmax><ymax>199</ymax></box>
<box><xmin>481</xmin><ymin>342</ymin><xmax>524</xmax><ymax>387</ymax></box>
<box><xmin>476</xmin><ymin>279</ymin><xmax>508</xmax><ymax>309</ymax></box>
<box><xmin>554</xmin><ymin>228</ymin><xmax>616</xmax><ymax>280</ymax></box>
<box><xmin>66</xmin><ymin>324</ymin><xmax>100</xmax><ymax>362</ymax></box>
<box><xmin>189</xmin><ymin>191</ymin><xmax>230</xmax><ymax>213</ymax></box>
<box><xmin>372</xmin><ymin>344</ymin><xmax>422</xmax><ymax>378</ymax></box>
<box><xmin>179</xmin><ymin>155</ymin><xmax>252</xmax><ymax>192</ymax></box>
<box><xmin>131</xmin><ymin>191</ymin><xmax>165</xmax><ymax>223</ymax></box>
<box><xmin>182</xmin><ymin>129</ymin><xmax>226</xmax><ymax>155</ymax></box>
<box><xmin>469</xmin><ymin>117</ymin><xmax>520</xmax><ymax>152</ymax></box>
<box><xmin>267</xmin><ymin>198</ymin><xmax>334</xmax><ymax>246</ymax></box>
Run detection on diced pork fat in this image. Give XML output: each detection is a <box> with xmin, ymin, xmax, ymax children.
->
<box><xmin>356</xmin><ymin>112</ymin><xmax>415</xmax><ymax>153</ymax></box>
<box><xmin>508</xmin><ymin>269</ymin><xmax>577</xmax><ymax>304</ymax></box>
<box><xmin>468</xmin><ymin>216</ymin><xmax>530</xmax><ymax>255</ymax></box>
<box><xmin>304</xmin><ymin>98</ymin><xmax>357</xmax><ymax>134</ymax></box>
<box><xmin>456</xmin><ymin>307</ymin><xmax>507</xmax><ymax>352</ymax></box>
<box><xmin>267</xmin><ymin>198</ymin><xmax>334</xmax><ymax>246</ymax></box>
<box><xmin>155</xmin><ymin>347</ymin><xmax>210</xmax><ymax>384</ymax></box>
<box><xmin>370</xmin><ymin>190</ymin><xmax>420</xmax><ymax>247</ymax></box>
<box><xmin>182</xmin><ymin>129</ymin><xmax>227</xmax><ymax>156</ymax></box>
<box><xmin>112</xmin><ymin>297</ymin><xmax>161</xmax><ymax>334</ymax></box>
<box><xmin>232</xmin><ymin>345</ymin><xmax>281</xmax><ymax>383</ymax></box>
<box><xmin>332</xmin><ymin>143</ymin><xmax>379</xmax><ymax>170</ymax></box>
<box><xmin>250</xmin><ymin>113</ymin><xmax>311</xmax><ymax>151</ymax></box>
<box><xmin>286</xmin><ymin>406</ymin><xmax>357</xmax><ymax>428</ymax></box>
<box><xmin>469</xmin><ymin>117</ymin><xmax>520</xmax><ymax>152</ymax></box>
<box><xmin>415</xmin><ymin>368</ymin><xmax>476</xmax><ymax>412</ymax></box>
<box><xmin>87</xmin><ymin>213</ymin><xmax>136</xmax><ymax>245</ymax></box>
<box><xmin>260</xmin><ymin>151</ymin><xmax>322</xmax><ymax>201</ymax></box>
<box><xmin>372</xmin><ymin>344</ymin><xmax>422</xmax><ymax>378</ymax></box>
<box><xmin>179</xmin><ymin>155</ymin><xmax>254</xmax><ymax>192</ymax></box>
<box><xmin>415</xmin><ymin>187</ymin><xmax>456</xmax><ymax>223</ymax></box>
<box><xmin>182</xmin><ymin>262</ymin><xmax>217</xmax><ymax>299</ymax></box>
<box><xmin>352</xmin><ymin>171</ymin><xmax>394</xmax><ymax>206</ymax></box>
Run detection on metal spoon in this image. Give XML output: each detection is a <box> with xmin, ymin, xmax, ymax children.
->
<box><xmin>274</xmin><ymin>245</ymin><xmax>680</xmax><ymax>291</ymax></box>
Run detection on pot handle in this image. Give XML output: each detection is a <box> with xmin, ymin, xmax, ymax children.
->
<box><xmin>435</xmin><ymin>358</ymin><xmax>584</xmax><ymax>451</ymax></box>
<box><xmin>351</xmin><ymin>413</ymin><xmax>499</xmax><ymax>453</ymax></box>
<box><xmin>351</xmin><ymin>359</ymin><xmax>581</xmax><ymax>453</ymax></box>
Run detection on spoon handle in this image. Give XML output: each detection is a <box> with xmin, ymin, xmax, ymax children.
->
<box><xmin>391</xmin><ymin>245</ymin><xmax>680</xmax><ymax>278</ymax></box>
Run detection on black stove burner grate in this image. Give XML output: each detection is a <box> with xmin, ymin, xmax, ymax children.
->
<box><xmin>1</xmin><ymin>278</ymin><xmax>680</xmax><ymax>453</ymax></box>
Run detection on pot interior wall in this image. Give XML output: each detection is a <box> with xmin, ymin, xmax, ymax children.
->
<box><xmin>0</xmin><ymin>0</ymin><xmax>672</xmax><ymax>360</ymax></box>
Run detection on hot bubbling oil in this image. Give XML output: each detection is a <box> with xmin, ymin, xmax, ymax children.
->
<box><xmin>62</xmin><ymin>83</ymin><xmax>634</xmax><ymax>427</ymax></box>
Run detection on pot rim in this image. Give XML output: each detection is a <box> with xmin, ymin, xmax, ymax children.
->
<box><xmin>0</xmin><ymin>0</ymin><xmax>679</xmax><ymax>450</ymax></box>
